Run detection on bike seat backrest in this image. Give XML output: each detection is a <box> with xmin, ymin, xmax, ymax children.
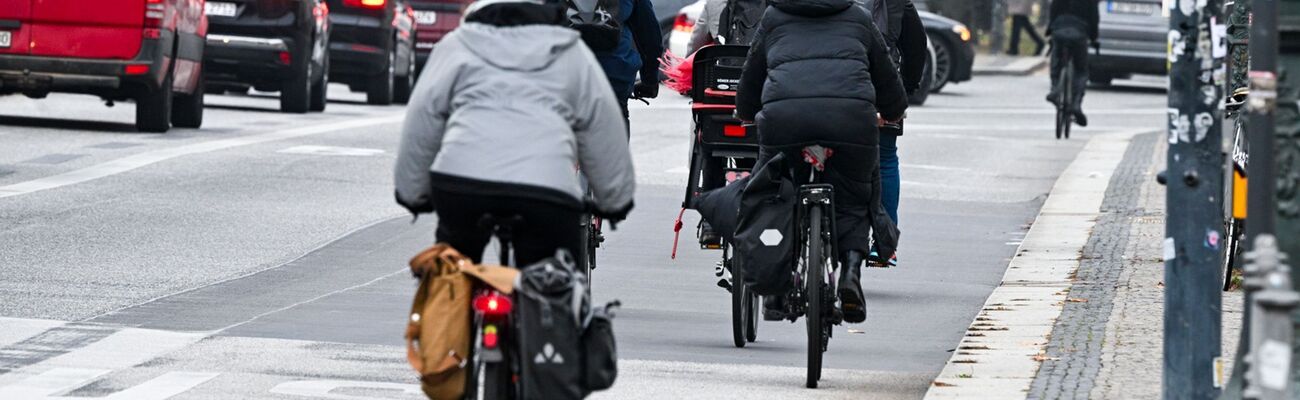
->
<box><xmin>477</xmin><ymin>214</ymin><xmax>525</xmax><ymax>239</ymax></box>
<box><xmin>691</xmin><ymin>45</ymin><xmax>750</xmax><ymax>104</ymax></box>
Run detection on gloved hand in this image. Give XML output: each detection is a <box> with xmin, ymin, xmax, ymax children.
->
<box><xmin>633</xmin><ymin>81</ymin><xmax>659</xmax><ymax>100</ymax></box>
<box><xmin>594</xmin><ymin>201</ymin><xmax>634</xmax><ymax>228</ymax></box>
<box><xmin>395</xmin><ymin>191</ymin><xmax>434</xmax><ymax>216</ymax></box>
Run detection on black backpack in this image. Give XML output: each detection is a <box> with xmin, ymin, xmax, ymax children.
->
<box><xmin>734</xmin><ymin>153</ymin><xmax>797</xmax><ymax>296</ymax></box>
<box><xmin>717</xmin><ymin>0</ymin><xmax>765</xmax><ymax>46</ymax></box>
<box><xmin>566</xmin><ymin>0</ymin><xmax>623</xmax><ymax>51</ymax></box>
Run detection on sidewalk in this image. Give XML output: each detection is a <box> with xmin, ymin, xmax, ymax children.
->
<box><xmin>973</xmin><ymin>54</ymin><xmax>1048</xmax><ymax>76</ymax></box>
<box><xmin>924</xmin><ymin>132</ymin><xmax>1245</xmax><ymax>399</ymax></box>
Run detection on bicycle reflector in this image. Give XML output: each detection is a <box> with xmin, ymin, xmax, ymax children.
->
<box><xmin>483</xmin><ymin>324</ymin><xmax>500</xmax><ymax>348</ymax></box>
<box><xmin>723</xmin><ymin>124</ymin><xmax>746</xmax><ymax>138</ymax></box>
<box><xmin>473</xmin><ymin>293</ymin><xmax>512</xmax><ymax>315</ymax></box>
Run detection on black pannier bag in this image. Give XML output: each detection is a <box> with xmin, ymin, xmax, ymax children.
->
<box><xmin>690</xmin><ymin>174</ymin><xmax>750</xmax><ymax>245</ymax></box>
<box><xmin>566</xmin><ymin>0</ymin><xmax>622</xmax><ymax>51</ymax></box>
<box><xmin>734</xmin><ymin>153</ymin><xmax>797</xmax><ymax>296</ymax></box>
<box><xmin>516</xmin><ymin>251</ymin><xmax>590</xmax><ymax>400</ymax></box>
<box><xmin>581</xmin><ymin>301</ymin><xmax>621</xmax><ymax>395</ymax></box>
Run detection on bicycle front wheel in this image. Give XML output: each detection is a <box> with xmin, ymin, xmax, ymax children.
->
<box><xmin>806</xmin><ymin>206</ymin><xmax>825</xmax><ymax>388</ymax></box>
<box><xmin>731</xmin><ymin>249</ymin><xmax>749</xmax><ymax>348</ymax></box>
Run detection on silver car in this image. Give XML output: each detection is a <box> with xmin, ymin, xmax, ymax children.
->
<box><xmin>1090</xmin><ymin>0</ymin><xmax>1169</xmax><ymax>85</ymax></box>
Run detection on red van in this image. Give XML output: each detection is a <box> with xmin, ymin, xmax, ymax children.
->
<box><xmin>0</xmin><ymin>0</ymin><xmax>208</xmax><ymax>132</ymax></box>
<box><xmin>410</xmin><ymin>0</ymin><xmax>470</xmax><ymax>73</ymax></box>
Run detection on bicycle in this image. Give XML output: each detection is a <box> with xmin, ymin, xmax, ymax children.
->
<box><xmin>787</xmin><ymin>145</ymin><xmax>843</xmax><ymax>388</ymax></box>
<box><xmin>1221</xmin><ymin>87</ymin><xmax>1249</xmax><ymax>291</ymax></box>
<box><xmin>464</xmin><ymin>214</ymin><xmax>524</xmax><ymax>400</ymax></box>
<box><xmin>1053</xmin><ymin>50</ymin><xmax>1074</xmax><ymax>140</ymax></box>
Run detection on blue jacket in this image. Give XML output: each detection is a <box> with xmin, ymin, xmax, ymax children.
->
<box><xmin>595</xmin><ymin>0</ymin><xmax>663</xmax><ymax>99</ymax></box>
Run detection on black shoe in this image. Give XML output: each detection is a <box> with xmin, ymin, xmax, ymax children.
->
<box><xmin>698</xmin><ymin>221</ymin><xmax>721</xmax><ymax>248</ymax></box>
<box><xmin>838</xmin><ymin>251</ymin><xmax>867</xmax><ymax>323</ymax></box>
<box><xmin>763</xmin><ymin>295</ymin><xmax>785</xmax><ymax>321</ymax></box>
<box><xmin>1073</xmin><ymin>108</ymin><xmax>1089</xmax><ymax>127</ymax></box>
<box><xmin>1045</xmin><ymin>92</ymin><xmax>1061</xmax><ymax>107</ymax></box>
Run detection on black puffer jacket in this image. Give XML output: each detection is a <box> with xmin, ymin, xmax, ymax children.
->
<box><xmin>735</xmin><ymin>0</ymin><xmax>907</xmax><ymax>149</ymax></box>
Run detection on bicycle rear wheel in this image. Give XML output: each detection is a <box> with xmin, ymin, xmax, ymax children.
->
<box><xmin>731</xmin><ymin>248</ymin><xmax>749</xmax><ymax>348</ymax></box>
<box><xmin>805</xmin><ymin>206</ymin><xmax>825</xmax><ymax>389</ymax></box>
<box><xmin>1055</xmin><ymin>66</ymin><xmax>1073</xmax><ymax>140</ymax></box>
<box><xmin>1063</xmin><ymin>67</ymin><xmax>1073</xmax><ymax>139</ymax></box>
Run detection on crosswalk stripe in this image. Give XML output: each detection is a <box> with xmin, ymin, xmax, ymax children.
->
<box><xmin>0</xmin><ymin>324</ymin><xmax>117</xmax><ymax>373</ymax></box>
<box><xmin>0</xmin><ymin>318</ymin><xmax>65</xmax><ymax>349</ymax></box>
<box><xmin>39</xmin><ymin>327</ymin><xmax>208</xmax><ymax>370</ymax></box>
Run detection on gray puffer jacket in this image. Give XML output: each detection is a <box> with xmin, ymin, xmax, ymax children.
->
<box><xmin>394</xmin><ymin>22</ymin><xmax>635</xmax><ymax>214</ymax></box>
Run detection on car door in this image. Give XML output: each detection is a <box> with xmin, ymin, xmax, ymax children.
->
<box><xmin>0</xmin><ymin>0</ymin><xmax>32</xmax><ymax>55</ymax></box>
<box><xmin>28</xmin><ymin>0</ymin><xmax>148</xmax><ymax>59</ymax></box>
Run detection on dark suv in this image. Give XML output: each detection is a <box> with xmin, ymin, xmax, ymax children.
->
<box><xmin>410</xmin><ymin>0</ymin><xmax>470</xmax><ymax>72</ymax></box>
<box><xmin>204</xmin><ymin>0</ymin><xmax>331</xmax><ymax>113</ymax></box>
<box><xmin>326</xmin><ymin>0</ymin><xmax>417</xmax><ymax>105</ymax></box>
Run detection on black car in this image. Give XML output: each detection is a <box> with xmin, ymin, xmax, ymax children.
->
<box><xmin>326</xmin><ymin>0</ymin><xmax>418</xmax><ymax>105</ymax></box>
<box><xmin>919</xmin><ymin>10</ymin><xmax>975</xmax><ymax>94</ymax></box>
<box><xmin>204</xmin><ymin>0</ymin><xmax>332</xmax><ymax>113</ymax></box>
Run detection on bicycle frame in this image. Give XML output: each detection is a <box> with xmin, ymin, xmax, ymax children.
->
<box><xmin>467</xmin><ymin>218</ymin><xmax>522</xmax><ymax>400</ymax></box>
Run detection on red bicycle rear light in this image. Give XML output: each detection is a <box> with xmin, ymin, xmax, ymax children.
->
<box><xmin>473</xmin><ymin>293</ymin><xmax>512</xmax><ymax>315</ymax></box>
<box><xmin>483</xmin><ymin>324</ymin><xmax>499</xmax><ymax>348</ymax></box>
<box><xmin>723</xmin><ymin>125</ymin><xmax>746</xmax><ymax>137</ymax></box>
<box><xmin>343</xmin><ymin>0</ymin><xmax>387</xmax><ymax>8</ymax></box>
<box><xmin>673</xmin><ymin>14</ymin><xmax>694</xmax><ymax>33</ymax></box>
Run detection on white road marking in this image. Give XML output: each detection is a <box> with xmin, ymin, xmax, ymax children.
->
<box><xmin>0</xmin><ymin>368</ymin><xmax>217</xmax><ymax>400</ymax></box>
<box><xmin>40</xmin><ymin>328</ymin><xmax>207</xmax><ymax>370</ymax></box>
<box><xmin>277</xmin><ymin>145</ymin><xmax>386</xmax><ymax>157</ymax></box>
<box><xmin>270</xmin><ymin>380</ymin><xmax>422</xmax><ymax>399</ymax></box>
<box><xmin>104</xmin><ymin>371</ymin><xmax>220</xmax><ymax>400</ymax></box>
<box><xmin>0</xmin><ymin>115</ymin><xmax>403</xmax><ymax>199</ymax></box>
<box><xmin>902</xmin><ymin>164</ymin><xmax>972</xmax><ymax>172</ymax></box>
<box><xmin>664</xmin><ymin>165</ymin><xmax>690</xmax><ymax>174</ymax></box>
<box><xmin>0</xmin><ymin>317</ymin><xmax>64</xmax><ymax>348</ymax></box>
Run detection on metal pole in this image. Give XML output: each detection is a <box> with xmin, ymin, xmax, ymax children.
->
<box><xmin>1165</xmin><ymin>0</ymin><xmax>1226</xmax><ymax>398</ymax></box>
<box><xmin>1242</xmin><ymin>235</ymin><xmax>1298</xmax><ymax>400</ymax></box>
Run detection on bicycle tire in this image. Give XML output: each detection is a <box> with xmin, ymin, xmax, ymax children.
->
<box><xmin>746</xmin><ymin>290</ymin><xmax>759</xmax><ymax>343</ymax></box>
<box><xmin>587</xmin><ymin>219</ymin><xmax>597</xmax><ymax>279</ymax></box>
<box><xmin>1063</xmin><ymin>66</ymin><xmax>1073</xmax><ymax>139</ymax></box>
<box><xmin>806</xmin><ymin>206</ymin><xmax>824</xmax><ymax>389</ymax></box>
<box><xmin>731</xmin><ymin>249</ymin><xmax>748</xmax><ymax>348</ymax></box>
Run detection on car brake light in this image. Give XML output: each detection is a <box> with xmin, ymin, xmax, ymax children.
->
<box><xmin>278</xmin><ymin>51</ymin><xmax>292</xmax><ymax>65</ymax></box>
<box><xmin>673</xmin><ymin>13</ymin><xmax>694</xmax><ymax>33</ymax></box>
<box><xmin>723</xmin><ymin>125</ymin><xmax>746</xmax><ymax>137</ymax></box>
<box><xmin>473</xmin><ymin>293</ymin><xmax>512</xmax><ymax>315</ymax></box>
<box><xmin>125</xmin><ymin>65</ymin><xmax>150</xmax><ymax>75</ymax></box>
<box><xmin>144</xmin><ymin>0</ymin><xmax>165</xmax><ymax>29</ymax></box>
<box><xmin>483</xmin><ymin>324</ymin><xmax>500</xmax><ymax>348</ymax></box>
<box><xmin>343</xmin><ymin>0</ymin><xmax>387</xmax><ymax>8</ymax></box>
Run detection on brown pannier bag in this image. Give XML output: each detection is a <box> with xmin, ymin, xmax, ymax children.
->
<box><xmin>405</xmin><ymin>244</ymin><xmax>518</xmax><ymax>400</ymax></box>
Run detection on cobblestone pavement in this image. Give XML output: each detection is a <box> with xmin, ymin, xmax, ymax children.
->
<box><xmin>1028</xmin><ymin>135</ymin><xmax>1245</xmax><ymax>399</ymax></box>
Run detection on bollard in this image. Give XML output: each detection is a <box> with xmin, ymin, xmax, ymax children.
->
<box><xmin>1242</xmin><ymin>235</ymin><xmax>1300</xmax><ymax>400</ymax></box>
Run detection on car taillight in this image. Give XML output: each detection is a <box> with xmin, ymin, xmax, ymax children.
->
<box><xmin>483</xmin><ymin>324</ymin><xmax>500</xmax><ymax>348</ymax></box>
<box><xmin>473</xmin><ymin>293</ymin><xmax>512</xmax><ymax>315</ymax></box>
<box><xmin>673</xmin><ymin>13</ymin><xmax>694</xmax><ymax>33</ymax></box>
<box><xmin>144</xmin><ymin>0</ymin><xmax>165</xmax><ymax>29</ymax></box>
<box><xmin>278</xmin><ymin>51</ymin><xmax>292</xmax><ymax>65</ymax></box>
<box><xmin>124</xmin><ymin>64</ymin><xmax>151</xmax><ymax>75</ymax></box>
<box><xmin>723</xmin><ymin>125</ymin><xmax>746</xmax><ymax>137</ymax></box>
<box><xmin>343</xmin><ymin>0</ymin><xmax>387</xmax><ymax>9</ymax></box>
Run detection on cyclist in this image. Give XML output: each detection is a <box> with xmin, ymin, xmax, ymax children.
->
<box><xmin>1045</xmin><ymin>0</ymin><xmax>1099</xmax><ymax>127</ymax></box>
<box><xmin>736</xmin><ymin>0</ymin><xmax>908</xmax><ymax>323</ymax></box>
<box><xmin>393</xmin><ymin>0</ymin><xmax>636</xmax><ymax>266</ymax></box>
<box><xmin>591</xmin><ymin>0</ymin><xmax>664</xmax><ymax>123</ymax></box>
<box><xmin>686</xmin><ymin>0</ymin><xmax>727</xmax><ymax>54</ymax></box>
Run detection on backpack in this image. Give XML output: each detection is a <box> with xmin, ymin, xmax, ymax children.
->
<box><xmin>734</xmin><ymin>153</ymin><xmax>797</xmax><ymax>296</ymax></box>
<box><xmin>566</xmin><ymin>0</ymin><xmax>623</xmax><ymax>51</ymax></box>
<box><xmin>404</xmin><ymin>244</ymin><xmax>519</xmax><ymax>400</ymax></box>
<box><xmin>717</xmin><ymin>0</ymin><xmax>765</xmax><ymax>46</ymax></box>
<box><xmin>514</xmin><ymin>250</ymin><xmax>619</xmax><ymax>399</ymax></box>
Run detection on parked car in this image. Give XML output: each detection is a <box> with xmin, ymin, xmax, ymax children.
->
<box><xmin>0</xmin><ymin>0</ymin><xmax>208</xmax><ymax>132</ymax></box>
<box><xmin>666</xmin><ymin>3</ymin><xmax>974</xmax><ymax>98</ymax></box>
<box><xmin>918</xmin><ymin>10</ymin><xmax>974</xmax><ymax>94</ymax></box>
<box><xmin>1091</xmin><ymin>0</ymin><xmax>1167</xmax><ymax>85</ymax></box>
<box><xmin>410</xmin><ymin>0</ymin><xmax>471</xmax><ymax>73</ymax></box>
<box><xmin>325</xmin><ymin>0</ymin><xmax>417</xmax><ymax>105</ymax></box>
<box><xmin>204</xmin><ymin>0</ymin><xmax>331</xmax><ymax>113</ymax></box>
<box><xmin>656</xmin><ymin>0</ymin><xmax>698</xmax><ymax>55</ymax></box>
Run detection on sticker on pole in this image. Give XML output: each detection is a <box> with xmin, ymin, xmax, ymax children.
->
<box><xmin>1259</xmin><ymin>340</ymin><xmax>1290</xmax><ymax>390</ymax></box>
<box><xmin>1163</xmin><ymin>238</ymin><xmax>1176</xmax><ymax>261</ymax></box>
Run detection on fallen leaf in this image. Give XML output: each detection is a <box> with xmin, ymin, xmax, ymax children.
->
<box><xmin>933</xmin><ymin>381</ymin><xmax>956</xmax><ymax>387</ymax></box>
<box><xmin>1067</xmin><ymin>298</ymin><xmax>1089</xmax><ymax>303</ymax></box>
<box><xmin>1032</xmin><ymin>353</ymin><xmax>1060</xmax><ymax>362</ymax></box>
<box><xmin>847</xmin><ymin>329</ymin><xmax>866</xmax><ymax>334</ymax></box>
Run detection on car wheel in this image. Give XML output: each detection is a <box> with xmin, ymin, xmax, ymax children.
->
<box><xmin>367</xmin><ymin>49</ymin><xmax>396</xmax><ymax>105</ymax></box>
<box><xmin>393</xmin><ymin>46</ymin><xmax>415</xmax><ymax>104</ymax></box>
<box><xmin>310</xmin><ymin>56</ymin><xmax>329</xmax><ymax>112</ymax></box>
<box><xmin>930</xmin><ymin>35</ymin><xmax>952</xmax><ymax>93</ymax></box>
<box><xmin>172</xmin><ymin>70</ymin><xmax>205</xmax><ymax>128</ymax></box>
<box><xmin>281</xmin><ymin>45</ymin><xmax>313</xmax><ymax>113</ymax></box>
<box><xmin>909</xmin><ymin>44</ymin><xmax>936</xmax><ymax>105</ymax></box>
<box><xmin>136</xmin><ymin>70</ymin><xmax>174</xmax><ymax>133</ymax></box>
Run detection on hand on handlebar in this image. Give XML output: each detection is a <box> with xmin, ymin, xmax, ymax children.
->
<box><xmin>633</xmin><ymin>81</ymin><xmax>659</xmax><ymax>101</ymax></box>
<box><xmin>877</xmin><ymin>113</ymin><xmax>904</xmax><ymax>128</ymax></box>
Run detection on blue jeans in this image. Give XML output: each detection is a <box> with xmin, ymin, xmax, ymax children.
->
<box><xmin>879</xmin><ymin>130</ymin><xmax>900</xmax><ymax>225</ymax></box>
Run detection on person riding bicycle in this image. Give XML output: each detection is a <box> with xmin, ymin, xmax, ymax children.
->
<box><xmin>589</xmin><ymin>0</ymin><xmax>664</xmax><ymax>123</ymax></box>
<box><xmin>736</xmin><ymin>0</ymin><xmax>908</xmax><ymax>323</ymax></box>
<box><xmin>394</xmin><ymin>0</ymin><xmax>636</xmax><ymax>266</ymax></box>
<box><xmin>1045</xmin><ymin>0</ymin><xmax>1099</xmax><ymax>127</ymax></box>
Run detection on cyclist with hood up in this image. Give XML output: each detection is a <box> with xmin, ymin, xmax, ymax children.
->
<box><xmin>736</xmin><ymin>0</ymin><xmax>908</xmax><ymax>323</ymax></box>
<box><xmin>394</xmin><ymin>0</ymin><xmax>635</xmax><ymax>266</ymax></box>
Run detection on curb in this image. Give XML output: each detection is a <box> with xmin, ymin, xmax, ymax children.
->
<box><xmin>972</xmin><ymin>57</ymin><xmax>1049</xmax><ymax>76</ymax></box>
<box><xmin>922</xmin><ymin>129</ymin><xmax>1154</xmax><ymax>399</ymax></box>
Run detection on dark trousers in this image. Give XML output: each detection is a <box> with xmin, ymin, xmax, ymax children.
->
<box><xmin>432</xmin><ymin>190</ymin><xmax>582</xmax><ymax>267</ymax></box>
<box><xmin>1008</xmin><ymin>15</ymin><xmax>1045</xmax><ymax>55</ymax></box>
<box><xmin>757</xmin><ymin>144</ymin><xmax>881</xmax><ymax>256</ymax></box>
<box><xmin>1049</xmin><ymin>32</ymin><xmax>1090</xmax><ymax>110</ymax></box>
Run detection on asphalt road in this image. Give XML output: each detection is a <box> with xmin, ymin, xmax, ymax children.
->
<box><xmin>0</xmin><ymin>75</ymin><xmax>1165</xmax><ymax>399</ymax></box>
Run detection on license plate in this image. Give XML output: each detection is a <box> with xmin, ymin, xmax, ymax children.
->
<box><xmin>206</xmin><ymin>2</ymin><xmax>237</xmax><ymax>17</ymax></box>
<box><xmin>0</xmin><ymin>31</ymin><xmax>9</xmax><ymax>49</ymax></box>
<box><xmin>414</xmin><ymin>11</ymin><xmax>438</xmax><ymax>25</ymax></box>
<box><xmin>1107</xmin><ymin>1</ymin><xmax>1160</xmax><ymax>15</ymax></box>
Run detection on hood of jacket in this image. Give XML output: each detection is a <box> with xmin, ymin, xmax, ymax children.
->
<box><xmin>456</xmin><ymin>23</ymin><xmax>580</xmax><ymax>71</ymax></box>
<box><xmin>770</xmin><ymin>0</ymin><xmax>852</xmax><ymax>17</ymax></box>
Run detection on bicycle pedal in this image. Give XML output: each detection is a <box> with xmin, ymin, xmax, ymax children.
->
<box><xmin>714</xmin><ymin>263</ymin><xmax>725</xmax><ymax>277</ymax></box>
<box><xmin>717</xmin><ymin>278</ymin><xmax>732</xmax><ymax>291</ymax></box>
